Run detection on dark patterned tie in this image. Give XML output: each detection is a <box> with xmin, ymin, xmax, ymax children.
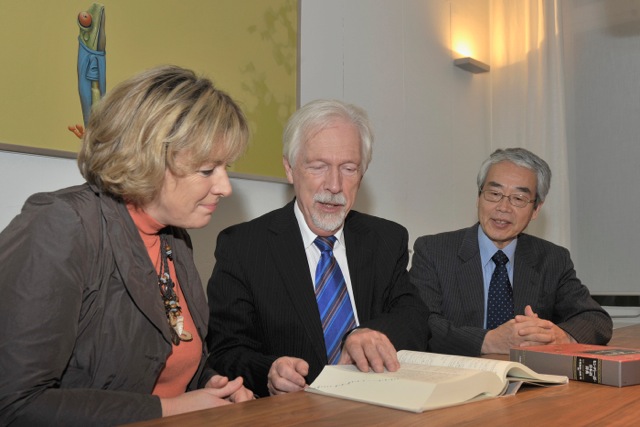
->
<box><xmin>314</xmin><ymin>236</ymin><xmax>356</xmax><ymax>364</ymax></box>
<box><xmin>486</xmin><ymin>250</ymin><xmax>514</xmax><ymax>330</ymax></box>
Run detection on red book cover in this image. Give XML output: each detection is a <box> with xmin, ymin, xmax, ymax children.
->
<box><xmin>510</xmin><ymin>344</ymin><xmax>640</xmax><ymax>387</ymax></box>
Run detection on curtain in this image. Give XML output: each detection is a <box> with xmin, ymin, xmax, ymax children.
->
<box><xmin>490</xmin><ymin>0</ymin><xmax>570</xmax><ymax>249</ymax></box>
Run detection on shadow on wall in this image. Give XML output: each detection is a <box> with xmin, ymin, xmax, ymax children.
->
<box><xmin>604</xmin><ymin>0</ymin><xmax>640</xmax><ymax>37</ymax></box>
<box><xmin>190</xmin><ymin>178</ymin><xmax>294</xmax><ymax>287</ymax></box>
<box><xmin>352</xmin><ymin>176</ymin><xmax>374</xmax><ymax>216</ymax></box>
<box><xmin>522</xmin><ymin>207</ymin><xmax>550</xmax><ymax>241</ymax></box>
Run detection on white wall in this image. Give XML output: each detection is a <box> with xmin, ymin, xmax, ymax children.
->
<box><xmin>563</xmin><ymin>0</ymin><xmax>640</xmax><ymax>296</ymax></box>
<box><xmin>0</xmin><ymin>152</ymin><xmax>83</xmax><ymax>225</ymax></box>
<box><xmin>298</xmin><ymin>0</ymin><xmax>489</xmax><ymax>247</ymax></box>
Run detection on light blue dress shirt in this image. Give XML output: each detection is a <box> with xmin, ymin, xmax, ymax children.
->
<box><xmin>478</xmin><ymin>227</ymin><xmax>517</xmax><ymax>328</ymax></box>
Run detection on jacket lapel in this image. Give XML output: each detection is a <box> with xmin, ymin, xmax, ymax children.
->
<box><xmin>269</xmin><ymin>201</ymin><xmax>327</xmax><ymax>359</ymax></box>
<box><xmin>99</xmin><ymin>194</ymin><xmax>173</xmax><ymax>344</ymax></box>
<box><xmin>342</xmin><ymin>213</ymin><xmax>375</xmax><ymax>321</ymax></box>
<box><xmin>167</xmin><ymin>231</ymin><xmax>207</xmax><ymax>342</ymax></box>
<box><xmin>513</xmin><ymin>234</ymin><xmax>541</xmax><ymax>315</ymax></box>
<box><xmin>457</xmin><ymin>225</ymin><xmax>486</xmax><ymax>326</ymax></box>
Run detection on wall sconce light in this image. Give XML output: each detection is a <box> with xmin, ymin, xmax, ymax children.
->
<box><xmin>454</xmin><ymin>57</ymin><xmax>490</xmax><ymax>74</ymax></box>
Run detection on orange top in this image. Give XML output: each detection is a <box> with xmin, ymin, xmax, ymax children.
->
<box><xmin>127</xmin><ymin>205</ymin><xmax>203</xmax><ymax>398</ymax></box>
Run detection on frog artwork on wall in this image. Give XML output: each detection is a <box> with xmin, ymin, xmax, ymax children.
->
<box><xmin>0</xmin><ymin>1</ymin><xmax>296</xmax><ymax>180</ymax></box>
<box><xmin>69</xmin><ymin>3</ymin><xmax>106</xmax><ymax>139</ymax></box>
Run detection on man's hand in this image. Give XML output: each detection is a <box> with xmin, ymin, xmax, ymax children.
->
<box><xmin>515</xmin><ymin>305</ymin><xmax>576</xmax><ymax>347</ymax></box>
<box><xmin>267</xmin><ymin>356</ymin><xmax>309</xmax><ymax>395</ymax></box>
<box><xmin>338</xmin><ymin>328</ymin><xmax>400</xmax><ymax>373</ymax></box>
<box><xmin>482</xmin><ymin>305</ymin><xmax>575</xmax><ymax>354</ymax></box>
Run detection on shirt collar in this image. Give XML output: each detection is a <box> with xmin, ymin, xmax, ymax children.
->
<box><xmin>293</xmin><ymin>200</ymin><xmax>345</xmax><ymax>250</ymax></box>
<box><xmin>478</xmin><ymin>225</ymin><xmax>517</xmax><ymax>268</ymax></box>
<box><xmin>127</xmin><ymin>203</ymin><xmax>165</xmax><ymax>235</ymax></box>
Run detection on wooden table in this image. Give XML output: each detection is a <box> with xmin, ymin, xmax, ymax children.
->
<box><xmin>126</xmin><ymin>325</ymin><xmax>640</xmax><ymax>426</ymax></box>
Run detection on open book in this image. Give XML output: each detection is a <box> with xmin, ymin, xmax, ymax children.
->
<box><xmin>306</xmin><ymin>350</ymin><xmax>568</xmax><ymax>413</ymax></box>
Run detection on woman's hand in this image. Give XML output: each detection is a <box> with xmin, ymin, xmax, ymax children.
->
<box><xmin>205</xmin><ymin>374</ymin><xmax>255</xmax><ymax>403</ymax></box>
<box><xmin>160</xmin><ymin>375</ymin><xmax>255</xmax><ymax>417</ymax></box>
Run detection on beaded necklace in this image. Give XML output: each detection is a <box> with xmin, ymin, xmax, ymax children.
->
<box><xmin>158</xmin><ymin>234</ymin><xmax>193</xmax><ymax>345</ymax></box>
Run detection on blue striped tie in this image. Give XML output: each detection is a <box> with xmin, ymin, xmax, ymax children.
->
<box><xmin>314</xmin><ymin>236</ymin><xmax>356</xmax><ymax>364</ymax></box>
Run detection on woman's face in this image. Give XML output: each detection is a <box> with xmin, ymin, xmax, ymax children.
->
<box><xmin>145</xmin><ymin>152</ymin><xmax>232</xmax><ymax>229</ymax></box>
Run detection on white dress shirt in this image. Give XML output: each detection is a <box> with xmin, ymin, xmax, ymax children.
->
<box><xmin>293</xmin><ymin>201</ymin><xmax>360</xmax><ymax>325</ymax></box>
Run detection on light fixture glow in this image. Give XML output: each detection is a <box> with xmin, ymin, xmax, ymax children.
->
<box><xmin>453</xmin><ymin>42</ymin><xmax>472</xmax><ymax>58</ymax></box>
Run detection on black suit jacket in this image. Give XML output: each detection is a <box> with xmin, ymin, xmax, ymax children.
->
<box><xmin>409</xmin><ymin>224</ymin><xmax>612</xmax><ymax>356</ymax></box>
<box><xmin>207</xmin><ymin>200</ymin><xmax>430</xmax><ymax>396</ymax></box>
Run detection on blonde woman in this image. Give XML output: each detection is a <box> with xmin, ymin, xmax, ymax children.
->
<box><xmin>0</xmin><ymin>65</ymin><xmax>254</xmax><ymax>426</ymax></box>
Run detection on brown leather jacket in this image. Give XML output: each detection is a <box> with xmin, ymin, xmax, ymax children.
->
<box><xmin>0</xmin><ymin>184</ymin><xmax>213</xmax><ymax>426</ymax></box>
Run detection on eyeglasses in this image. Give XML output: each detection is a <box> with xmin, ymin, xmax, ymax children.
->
<box><xmin>480</xmin><ymin>190</ymin><xmax>535</xmax><ymax>208</ymax></box>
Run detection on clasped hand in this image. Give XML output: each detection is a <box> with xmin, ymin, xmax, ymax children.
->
<box><xmin>482</xmin><ymin>305</ymin><xmax>575</xmax><ymax>354</ymax></box>
<box><xmin>161</xmin><ymin>375</ymin><xmax>254</xmax><ymax>417</ymax></box>
<box><xmin>267</xmin><ymin>328</ymin><xmax>399</xmax><ymax>395</ymax></box>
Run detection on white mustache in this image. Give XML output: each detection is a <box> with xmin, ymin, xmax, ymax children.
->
<box><xmin>314</xmin><ymin>193</ymin><xmax>346</xmax><ymax>206</ymax></box>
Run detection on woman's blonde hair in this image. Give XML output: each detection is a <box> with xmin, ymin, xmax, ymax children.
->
<box><xmin>78</xmin><ymin>65</ymin><xmax>249</xmax><ymax>206</ymax></box>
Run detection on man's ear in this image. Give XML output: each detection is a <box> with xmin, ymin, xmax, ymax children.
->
<box><xmin>283</xmin><ymin>156</ymin><xmax>294</xmax><ymax>184</ymax></box>
<box><xmin>531</xmin><ymin>201</ymin><xmax>544</xmax><ymax>220</ymax></box>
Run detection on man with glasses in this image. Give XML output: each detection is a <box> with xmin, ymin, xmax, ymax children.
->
<box><xmin>409</xmin><ymin>148</ymin><xmax>612</xmax><ymax>356</ymax></box>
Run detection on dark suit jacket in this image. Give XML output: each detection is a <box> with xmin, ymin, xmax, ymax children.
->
<box><xmin>206</xmin><ymin>200</ymin><xmax>430</xmax><ymax>396</ymax></box>
<box><xmin>409</xmin><ymin>224</ymin><xmax>612</xmax><ymax>356</ymax></box>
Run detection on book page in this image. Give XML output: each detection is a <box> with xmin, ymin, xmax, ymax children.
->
<box><xmin>502</xmin><ymin>364</ymin><xmax>568</xmax><ymax>384</ymax></box>
<box><xmin>398</xmin><ymin>350</ymin><xmax>514</xmax><ymax>378</ymax></box>
<box><xmin>398</xmin><ymin>350</ymin><xmax>567</xmax><ymax>384</ymax></box>
<box><xmin>307</xmin><ymin>364</ymin><xmax>505</xmax><ymax>413</ymax></box>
